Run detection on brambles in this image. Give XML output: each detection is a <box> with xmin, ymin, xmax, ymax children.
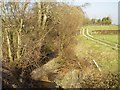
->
<box><xmin>2</xmin><ymin>1</ymin><xmax>84</xmax><ymax>88</ymax></box>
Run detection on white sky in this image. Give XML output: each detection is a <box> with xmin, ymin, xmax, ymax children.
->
<box><xmin>64</xmin><ymin>0</ymin><xmax>119</xmax><ymax>25</ymax></box>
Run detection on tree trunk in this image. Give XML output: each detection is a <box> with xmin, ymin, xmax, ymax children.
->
<box><xmin>17</xmin><ymin>19</ymin><xmax>23</xmax><ymax>62</ymax></box>
<box><xmin>38</xmin><ymin>2</ymin><xmax>42</xmax><ymax>27</ymax></box>
<box><xmin>5</xmin><ymin>28</ymin><xmax>13</xmax><ymax>63</ymax></box>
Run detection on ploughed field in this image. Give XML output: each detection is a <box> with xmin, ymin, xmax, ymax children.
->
<box><xmin>92</xmin><ymin>30</ymin><xmax>120</xmax><ymax>34</ymax></box>
<box><xmin>86</xmin><ymin>25</ymin><xmax>119</xmax><ymax>30</ymax></box>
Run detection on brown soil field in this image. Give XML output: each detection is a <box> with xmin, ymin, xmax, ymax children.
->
<box><xmin>92</xmin><ymin>30</ymin><xmax>120</xmax><ymax>34</ymax></box>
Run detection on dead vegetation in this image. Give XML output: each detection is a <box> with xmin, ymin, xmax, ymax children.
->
<box><xmin>1</xmin><ymin>1</ymin><xmax>84</xmax><ymax>88</ymax></box>
<box><xmin>1</xmin><ymin>1</ymin><xmax>119</xmax><ymax>89</ymax></box>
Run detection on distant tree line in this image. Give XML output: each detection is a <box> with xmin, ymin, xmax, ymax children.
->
<box><xmin>83</xmin><ymin>16</ymin><xmax>112</xmax><ymax>25</ymax></box>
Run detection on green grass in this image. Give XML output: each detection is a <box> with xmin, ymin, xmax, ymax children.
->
<box><xmin>85</xmin><ymin>25</ymin><xmax>119</xmax><ymax>45</ymax></box>
<box><xmin>76</xmin><ymin>35</ymin><xmax>118</xmax><ymax>73</ymax></box>
<box><xmin>93</xmin><ymin>34</ymin><xmax>118</xmax><ymax>44</ymax></box>
<box><xmin>76</xmin><ymin>26</ymin><xmax>118</xmax><ymax>73</ymax></box>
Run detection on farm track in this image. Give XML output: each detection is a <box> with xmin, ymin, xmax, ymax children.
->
<box><xmin>86</xmin><ymin>28</ymin><xmax>119</xmax><ymax>46</ymax></box>
<box><xmin>82</xmin><ymin>28</ymin><xmax>120</xmax><ymax>50</ymax></box>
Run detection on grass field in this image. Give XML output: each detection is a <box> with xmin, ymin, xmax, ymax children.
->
<box><xmin>93</xmin><ymin>34</ymin><xmax>118</xmax><ymax>44</ymax></box>
<box><xmin>86</xmin><ymin>25</ymin><xmax>119</xmax><ymax>45</ymax></box>
<box><xmin>76</xmin><ymin>25</ymin><xmax>118</xmax><ymax>73</ymax></box>
<box><xmin>76</xmin><ymin>35</ymin><xmax>118</xmax><ymax>73</ymax></box>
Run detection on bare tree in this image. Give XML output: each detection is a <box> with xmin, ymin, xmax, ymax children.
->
<box><xmin>2</xmin><ymin>1</ymin><xmax>28</xmax><ymax>65</ymax></box>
